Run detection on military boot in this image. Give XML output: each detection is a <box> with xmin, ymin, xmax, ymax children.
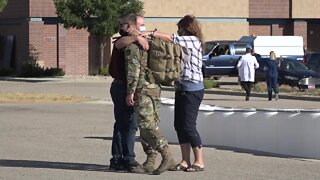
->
<box><xmin>143</xmin><ymin>151</ymin><xmax>158</xmax><ymax>172</ymax></box>
<box><xmin>152</xmin><ymin>146</ymin><xmax>175</xmax><ymax>175</ymax></box>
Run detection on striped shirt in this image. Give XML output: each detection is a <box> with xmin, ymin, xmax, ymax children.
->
<box><xmin>173</xmin><ymin>35</ymin><xmax>203</xmax><ymax>83</ymax></box>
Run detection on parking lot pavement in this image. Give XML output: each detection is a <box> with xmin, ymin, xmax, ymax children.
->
<box><xmin>1</xmin><ymin>78</ymin><xmax>320</xmax><ymax>179</ymax></box>
<box><xmin>1</xmin><ymin>103</ymin><xmax>320</xmax><ymax>180</ymax></box>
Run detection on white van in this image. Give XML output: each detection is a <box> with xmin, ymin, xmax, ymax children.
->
<box><xmin>239</xmin><ymin>36</ymin><xmax>304</xmax><ymax>60</ymax></box>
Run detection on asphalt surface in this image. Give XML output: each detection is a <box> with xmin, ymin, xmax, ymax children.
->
<box><xmin>1</xmin><ymin>77</ymin><xmax>320</xmax><ymax>180</ymax></box>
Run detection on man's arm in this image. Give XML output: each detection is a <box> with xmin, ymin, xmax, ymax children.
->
<box><xmin>237</xmin><ymin>57</ymin><xmax>243</xmax><ymax>68</ymax></box>
<box><xmin>145</xmin><ymin>31</ymin><xmax>174</xmax><ymax>42</ymax></box>
<box><xmin>115</xmin><ymin>35</ymin><xmax>149</xmax><ymax>50</ymax></box>
<box><xmin>254</xmin><ymin>57</ymin><xmax>259</xmax><ymax>69</ymax></box>
<box><xmin>125</xmin><ymin>44</ymin><xmax>141</xmax><ymax>106</ymax></box>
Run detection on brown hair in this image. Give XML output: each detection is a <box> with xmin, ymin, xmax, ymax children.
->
<box><xmin>177</xmin><ymin>15</ymin><xmax>205</xmax><ymax>52</ymax></box>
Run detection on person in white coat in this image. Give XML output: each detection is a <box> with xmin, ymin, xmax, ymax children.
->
<box><xmin>237</xmin><ymin>48</ymin><xmax>259</xmax><ymax>101</ymax></box>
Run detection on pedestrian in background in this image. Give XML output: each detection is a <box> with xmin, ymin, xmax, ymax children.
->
<box><xmin>237</xmin><ymin>47</ymin><xmax>259</xmax><ymax>101</ymax></box>
<box><xmin>266</xmin><ymin>51</ymin><xmax>280</xmax><ymax>101</ymax></box>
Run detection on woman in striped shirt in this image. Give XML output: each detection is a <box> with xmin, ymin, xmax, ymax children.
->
<box><xmin>150</xmin><ymin>15</ymin><xmax>205</xmax><ymax>172</ymax></box>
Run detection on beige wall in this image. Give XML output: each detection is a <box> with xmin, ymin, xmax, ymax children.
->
<box><xmin>145</xmin><ymin>21</ymin><xmax>248</xmax><ymax>41</ymax></box>
<box><xmin>143</xmin><ymin>0</ymin><xmax>249</xmax><ymax>18</ymax></box>
<box><xmin>145</xmin><ymin>22</ymin><xmax>177</xmax><ymax>35</ymax></box>
<box><xmin>202</xmin><ymin>22</ymin><xmax>248</xmax><ymax>41</ymax></box>
<box><xmin>292</xmin><ymin>0</ymin><xmax>320</xmax><ymax>18</ymax></box>
<box><xmin>143</xmin><ymin>0</ymin><xmax>249</xmax><ymax>41</ymax></box>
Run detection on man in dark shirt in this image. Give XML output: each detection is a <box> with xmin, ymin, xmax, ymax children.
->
<box><xmin>108</xmin><ymin>14</ymin><xmax>148</xmax><ymax>172</ymax></box>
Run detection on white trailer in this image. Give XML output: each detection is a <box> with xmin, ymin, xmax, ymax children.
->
<box><xmin>239</xmin><ymin>36</ymin><xmax>304</xmax><ymax>59</ymax></box>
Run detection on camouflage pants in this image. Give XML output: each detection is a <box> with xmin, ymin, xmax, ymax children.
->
<box><xmin>134</xmin><ymin>90</ymin><xmax>168</xmax><ymax>153</ymax></box>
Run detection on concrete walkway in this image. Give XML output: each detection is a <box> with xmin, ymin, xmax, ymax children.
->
<box><xmin>1</xmin><ymin>77</ymin><xmax>320</xmax><ymax>180</ymax></box>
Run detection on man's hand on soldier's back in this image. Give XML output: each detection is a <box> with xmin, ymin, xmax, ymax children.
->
<box><xmin>126</xmin><ymin>93</ymin><xmax>135</xmax><ymax>106</ymax></box>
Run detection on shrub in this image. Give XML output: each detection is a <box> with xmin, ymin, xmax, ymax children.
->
<box><xmin>0</xmin><ymin>66</ymin><xmax>14</xmax><ymax>76</ymax></box>
<box><xmin>89</xmin><ymin>67</ymin><xmax>109</xmax><ymax>76</ymax></box>
<box><xmin>18</xmin><ymin>45</ymin><xmax>65</xmax><ymax>77</ymax></box>
<box><xmin>19</xmin><ymin>63</ymin><xmax>65</xmax><ymax>77</ymax></box>
<box><xmin>98</xmin><ymin>67</ymin><xmax>109</xmax><ymax>76</ymax></box>
<box><xmin>44</xmin><ymin>67</ymin><xmax>65</xmax><ymax>76</ymax></box>
<box><xmin>203</xmin><ymin>79</ymin><xmax>220</xmax><ymax>89</ymax></box>
<box><xmin>19</xmin><ymin>62</ymin><xmax>44</xmax><ymax>77</ymax></box>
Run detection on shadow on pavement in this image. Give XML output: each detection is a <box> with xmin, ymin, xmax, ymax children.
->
<box><xmin>84</xmin><ymin>136</ymin><xmax>142</xmax><ymax>143</ymax></box>
<box><xmin>0</xmin><ymin>159</ymin><xmax>148</xmax><ymax>174</ymax></box>
<box><xmin>0</xmin><ymin>78</ymin><xmax>59</xmax><ymax>83</ymax></box>
<box><xmin>0</xmin><ymin>159</ymin><xmax>109</xmax><ymax>172</ymax></box>
<box><xmin>84</xmin><ymin>136</ymin><xmax>113</xmax><ymax>141</ymax></box>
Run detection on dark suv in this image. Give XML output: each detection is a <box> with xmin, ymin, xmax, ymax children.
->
<box><xmin>306</xmin><ymin>52</ymin><xmax>320</xmax><ymax>72</ymax></box>
<box><xmin>202</xmin><ymin>41</ymin><xmax>251</xmax><ymax>78</ymax></box>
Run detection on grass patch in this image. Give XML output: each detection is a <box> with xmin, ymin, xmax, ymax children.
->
<box><xmin>0</xmin><ymin>92</ymin><xmax>91</xmax><ymax>103</ymax></box>
<box><xmin>253</xmin><ymin>82</ymin><xmax>320</xmax><ymax>96</ymax></box>
<box><xmin>252</xmin><ymin>82</ymin><xmax>268</xmax><ymax>92</ymax></box>
<box><xmin>203</xmin><ymin>79</ymin><xmax>220</xmax><ymax>89</ymax></box>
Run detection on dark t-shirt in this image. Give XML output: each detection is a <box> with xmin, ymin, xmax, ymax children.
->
<box><xmin>266</xmin><ymin>59</ymin><xmax>279</xmax><ymax>78</ymax></box>
<box><xmin>108</xmin><ymin>43</ymin><xmax>126</xmax><ymax>83</ymax></box>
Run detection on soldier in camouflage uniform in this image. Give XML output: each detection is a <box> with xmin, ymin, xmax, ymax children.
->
<box><xmin>120</xmin><ymin>14</ymin><xmax>175</xmax><ymax>175</ymax></box>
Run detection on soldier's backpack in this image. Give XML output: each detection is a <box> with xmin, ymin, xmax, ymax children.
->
<box><xmin>147</xmin><ymin>37</ymin><xmax>182</xmax><ymax>86</ymax></box>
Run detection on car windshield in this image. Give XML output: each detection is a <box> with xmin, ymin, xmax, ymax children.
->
<box><xmin>283</xmin><ymin>60</ymin><xmax>309</xmax><ymax>71</ymax></box>
<box><xmin>204</xmin><ymin>42</ymin><xmax>217</xmax><ymax>55</ymax></box>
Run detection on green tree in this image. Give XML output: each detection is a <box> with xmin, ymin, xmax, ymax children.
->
<box><xmin>0</xmin><ymin>0</ymin><xmax>7</xmax><ymax>11</ymax></box>
<box><xmin>54</xmin><ymin>0</ymin><xmax>144</xmax><ymax>70</ymax></box>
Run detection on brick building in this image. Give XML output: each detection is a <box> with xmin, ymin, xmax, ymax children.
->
<box><xmin>0</xmin><ymin>0</ymin><xmax>99</xmax><ymax>75</ymax></box>
<box><xmin>249</xmin><ymin>0</ymin><xmax>320</xmax><ymax>52</ymax></box>
<box><xmin>0</xmin><ymin>0</ymin><xmax>319</xmax><ymax>75</ymax></box>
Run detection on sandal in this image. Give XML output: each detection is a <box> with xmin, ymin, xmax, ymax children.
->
<box><xmin>169</xmin><ymin>163</ymin><xmax>188</xmax><ymax>171</ymax></box>
<box><xmin>185</xmin><ymin>164</ymin><xmax>204</xmax><ymax>172</ymax></box>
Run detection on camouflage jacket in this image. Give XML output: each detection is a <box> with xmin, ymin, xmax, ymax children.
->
<box><xmin>124</xmin><ymin>43</ymin><xmax>150</xmax><ymax>95</ymax></box>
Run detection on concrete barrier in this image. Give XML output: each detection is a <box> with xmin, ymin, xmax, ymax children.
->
<box><xmin>159</xmin><ymin>98</ymin><xmax>320</xmax><ymax>159</ymax></box>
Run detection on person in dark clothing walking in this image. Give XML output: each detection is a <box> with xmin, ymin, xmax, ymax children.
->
<box><xmin>266</xmin><ymin>51</ymin><xmax>280</xmax><ymax>101</ymax></box>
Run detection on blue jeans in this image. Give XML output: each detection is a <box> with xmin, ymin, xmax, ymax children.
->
<box><xmin>267</xmin><ymin>76</ymin><xmax>279</xmax><ymax>100</ymax></box>
<box><xmin>110</xmin><ymin>81</ymin><xmax>137</xmax><ymax>164</ymax></box>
